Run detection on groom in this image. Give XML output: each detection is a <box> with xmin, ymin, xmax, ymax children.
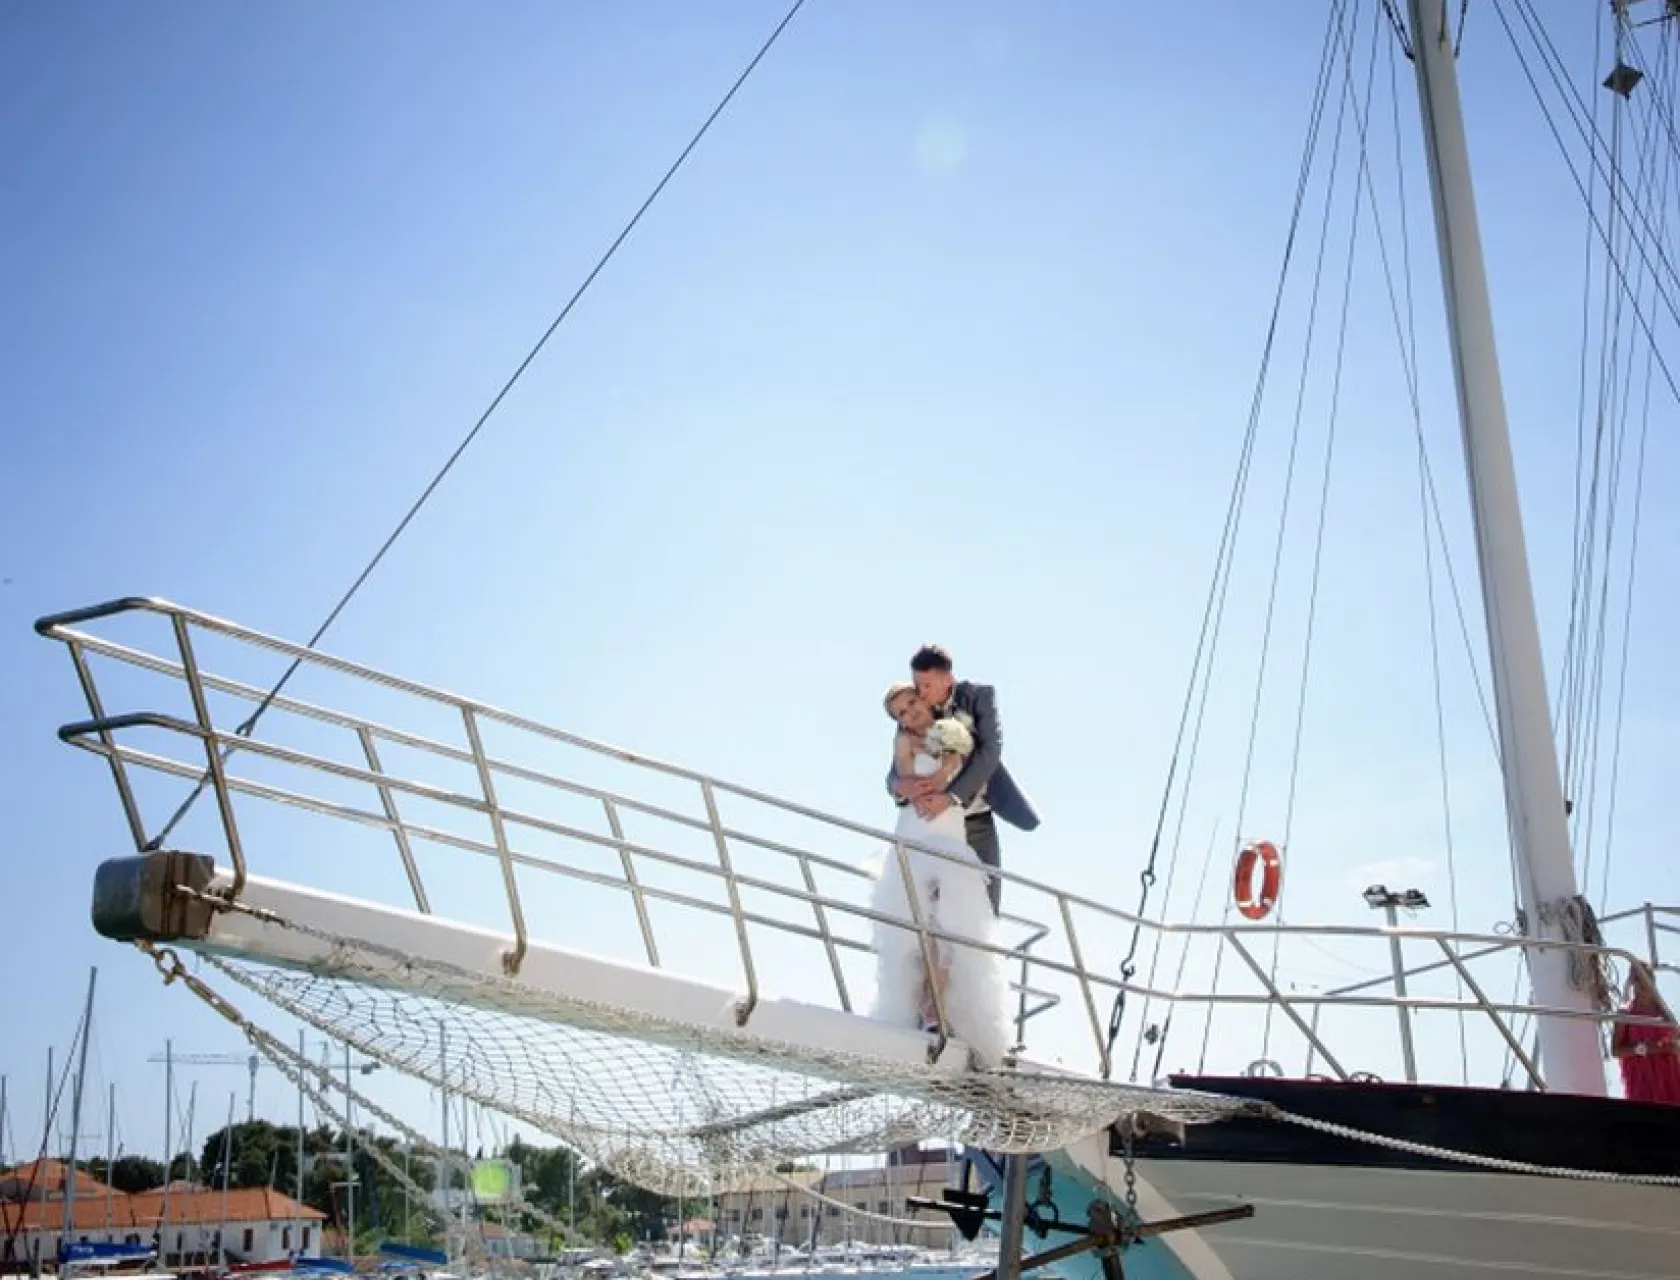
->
<box><xmin>888</xmin><ymin>644</ymin><xmax>1039</xmax><ymax>913</ymax></box>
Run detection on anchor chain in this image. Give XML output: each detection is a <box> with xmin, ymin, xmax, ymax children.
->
<box><xmin>1119</xmin><ymin>1119</ymin><xmax>1138</xmax><ymax>1215</ymax></box>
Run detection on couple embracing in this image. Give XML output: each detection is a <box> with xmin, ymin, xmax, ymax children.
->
<box><xmin>867</xmin><ymin>644</ymin><xmax>1039</xmax><ymax>1067</ymax></box>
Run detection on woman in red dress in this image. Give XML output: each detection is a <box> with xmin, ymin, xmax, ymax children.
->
<box><xmin>1611</xmin><ymin>961</ymin><xmax>1680</xmax><ymax>1104</ymax></box>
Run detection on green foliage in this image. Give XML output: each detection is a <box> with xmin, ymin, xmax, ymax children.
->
<box><xmin>194</xmin><ymin>1122</ymin><xmax>438</xmax><ymax>1240</ymax></box>
<box><xmin>105</xmin><ymin>1155</ymin><xmax>167</xmax><ymax>1193</ymax></box>
<box><xmin>166</xmin><ymin>1121</ymin><xmax>678</xmax><ymax>1249</ymax></box>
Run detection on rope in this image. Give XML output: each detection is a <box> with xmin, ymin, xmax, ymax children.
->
<box><xmin>140</xmin><ymin>922</ymin><xmax>1680</xmax><ymax>1231</ymax></box>
<box><xmin>1544</xmin><ymin>895</ymin><xmax>1616</xmax><ymax>1013</ymax></box>
<box><xmin>769</xmin><ymin>1171</ymin><xmax>929</xmax><ymax>1232</ymax></box>
<box><xmin>1112</xmin><ymin>0</ymin><xmax>1353</xmax><ymax>1079</ymax></box>
<box><xmin>1491</xmin><ymin>0</ymin><xmax>1680</xmax><ymax>406</ymax></box>
<box><xmin>1593</xmin><ymin>44</ymin><xmax>1672</xmax><ymax>907</ymax></box>
<box><xmin>141</xmin><ymin>0</ymin><xmax>812</xmax><ymax>853</ymax></box>
<box><xmin>1574</xmin><ymin>26</ymin><xmax>1673</xmax><ymax>906</ymax></box>
<box><xmin>137</xmin><ymin>940</ymin><xmax>575</xmax><ymax>1252</ymax></box>
<box><xmin>1265</xmin><ymin>1104</ymin><xmax>1680</xmax><ymax>1185</ymax></box>
<box><xmin>1260</xmin><ymin>0</ymin><xmax>1384</xmax><ymax>1061</ymax></box>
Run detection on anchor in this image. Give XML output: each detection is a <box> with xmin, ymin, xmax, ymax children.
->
<box><xmin>931</xmin><ymin>1126</ymin><xmax>1254</xmax><ymax>1280</ymax></box>
<box><xmin>967</xmin><ymin>1194</ymin><xmax>1255</xmax><ymax>1280</ymax></box>
<box><xmin>907</xmin><ymin>1154</ymin><xmax>1069</xmax><ymax>1243</ymax></box>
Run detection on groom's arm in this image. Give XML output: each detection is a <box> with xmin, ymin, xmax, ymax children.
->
<box><xmin>946</xmin><ymin>684</ymin><xmax>1004</xmax><ymax>806</ymax></box>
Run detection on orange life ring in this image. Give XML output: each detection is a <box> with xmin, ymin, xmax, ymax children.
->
<box><xmin>1233</xmin><ymin>840</ymin><xmax>1282</xmax><ymax>921</ymax></box>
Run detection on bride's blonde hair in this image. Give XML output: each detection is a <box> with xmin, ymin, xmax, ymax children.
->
<box><xmin>883</xmin><ymin>681</ymin><xmax>915</xmax><ymax>719</ymax></box>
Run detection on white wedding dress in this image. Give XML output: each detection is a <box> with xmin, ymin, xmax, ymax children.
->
<box><xmin>867</xmin><ymin>751</ymin><xmax>1013</xmax><ymax>1066</ymax></box>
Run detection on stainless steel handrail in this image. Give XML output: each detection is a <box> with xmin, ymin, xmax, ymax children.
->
<box><xmin>37</xmin><ymin>596</ymin><xmax>1673</xmax><ymax>1088</ymax></box>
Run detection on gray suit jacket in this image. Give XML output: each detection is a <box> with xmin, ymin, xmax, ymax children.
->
<box><xmin>887</xmin><ymin>680</ymin><xmax>1040</xmax><ymax>832</ymax></box>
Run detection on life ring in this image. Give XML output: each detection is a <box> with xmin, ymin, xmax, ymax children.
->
<box><xmin>1233</xmin><ymin>840</ymin><xmax>1282</xmax><ymax>921</ymax></box>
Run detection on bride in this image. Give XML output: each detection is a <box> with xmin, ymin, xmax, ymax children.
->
<box><xmin>867</xmin><ymin>683</ymin><xmax>1013</xmax><ymax>1066</ymax></box>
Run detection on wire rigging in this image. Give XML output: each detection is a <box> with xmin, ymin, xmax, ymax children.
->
<box><xmin>1259</xmin><ymin>5</ymin><xmax>1385</xmax><ymax>1063</ymax></box>
<box><xmin>141</xmin><ymin>0</ymin><xmax>812</xmax><ymax>853</ymax></box>
<box><xmin>1107</xmin><ymin>0</ymin><xmax>1354</xmax><ymax>1078</ymax></box>
<box><xmin>1195</xmin><ymin>0</ymin><xmax>1380</xmax><ymax>1077</ymax></box>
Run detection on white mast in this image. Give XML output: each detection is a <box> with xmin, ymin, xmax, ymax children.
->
<box><xmin>65</xmin><ymin>967</ymin><xmax>98</xmax><ymax>1244</ymax></box>
<box><xmin>296</xmin><ymin>1029</ymin><xmax>305</xmax><ymax>1258</ymax></box>
<box><xmin>1403</xmin><ymin>0</ymin><xmax>1605</xmax><ymax>1095</ymax></box>
<box><xmin>105</xmin><ymin>1084</ymin><xmax>114</xmax><ymax>1230</ymax></box>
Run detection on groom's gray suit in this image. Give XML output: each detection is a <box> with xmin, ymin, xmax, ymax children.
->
<box><xmin>888</xmin><ymin>680</ymin><xmax>1038</xmax><ymax>913</ymax></box>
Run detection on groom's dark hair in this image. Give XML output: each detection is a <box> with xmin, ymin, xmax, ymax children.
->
<box><xmin>910</xmin><ymin>644</ymin><xmax>953</xmax><ymax>673</ymax></box>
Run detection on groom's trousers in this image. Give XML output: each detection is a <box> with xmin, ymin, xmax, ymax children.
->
<box><xmin>964</xmin><ymin>810</ymin><xmax>1003</xmax><ymax>915</ymax></box>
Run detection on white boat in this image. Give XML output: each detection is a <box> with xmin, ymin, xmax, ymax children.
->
<box><xmin>31</xmin><ymin>1</ymin><xmax>1680</xmax><ymax>1278</ymax></box>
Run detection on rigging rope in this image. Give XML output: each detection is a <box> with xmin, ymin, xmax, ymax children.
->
<box><xmin>1197</xmin><ymin>0</ymin><xmax>1386</xmax><ymax>1074</ymax></box>
<box><xmin>769</xmin><ymin>1171</ymin><xmax>928</xmax><ymax>1232</ymax></box>
<box><xmin>1492</xmin><ymin>0</ymin><xmax>1680</xmax><ymax>406</ymax></box>
<box><xmin>1257</xmin><ymin>0</ymin><xmax>1384</xmax><ymax>1063</ymax></box>
<box><xmin>1105</xmin><ymin>0</ymin><xmax>1354</xmax><ymax>1081</ymax></box>
<box><xmin>1587</xmin><ymin>28</ymin><xmax>1671</xmax><ymax>906</ymax></box>
<box><xmin>140</xmin><ymin>0</ymin><xmax>812</xmax><ymax>853</ymax></box>
<box><xmin>1593</xmin><ymin>85</ymin><xmax>1668</xmax><ymax>907</ymax></box>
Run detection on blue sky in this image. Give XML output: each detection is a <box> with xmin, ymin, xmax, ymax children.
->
<box><xmin>5</xmin><ymin>0</ymin><xmax>1678</xmax><ymax>1166</ymax></box>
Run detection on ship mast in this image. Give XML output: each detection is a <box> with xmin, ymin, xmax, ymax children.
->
<box><xmin>1403</xmin><ymin>0</ymin><xmax>1605</xmax><ymax>1095</ymax></box>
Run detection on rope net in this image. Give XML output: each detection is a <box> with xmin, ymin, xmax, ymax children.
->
<box><xmin>190</xmin><ymin>924</ymin><xmax>1251</xmax><ymax>1198</ymax></box>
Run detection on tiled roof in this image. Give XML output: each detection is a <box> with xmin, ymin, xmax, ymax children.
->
<box><xmin>0</xmin><ymin>1160</ymin><xmax>110</xmax><ymax>1200</ymax></box>
<box><xmin>128</xmin><ymin>1188</ymin><xmax>325</xmax><ymax>1224</ymax></box>
<box><xmin>0</xmin><ymin>1198</ymin><xmax>143</xmax><ymax>1233</ymax></box>
<box><xmin>0</xmin><ymin>1186</ymin><xmax>324</xmax><ymax>1234</ymax></box>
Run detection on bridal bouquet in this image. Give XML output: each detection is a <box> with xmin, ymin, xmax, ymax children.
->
<box><xmin>928</xmin><ymin>716</ymin><xmax>973</xmax><ymax>757</ymax></box>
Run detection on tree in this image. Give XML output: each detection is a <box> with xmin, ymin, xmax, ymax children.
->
<box><xmin>108</xmin><ymin>1155</ymin><xmax>166</xmax><ymax>1193</ymax></box>
<box><xmin>580</xmin><ymin>1168</ymin><xmax>674</xmax><ymax>1243</ymax></box>
<box><xmin>504</xmin><ymin>1137</ymin><xmax>578</xmax><ymax>1221</ymax></box>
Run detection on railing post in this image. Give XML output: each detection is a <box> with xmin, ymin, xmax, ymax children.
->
<box><xmin>1302</xmin><ymin>1002</ymin><xmax>1323</xmax><ymax>1077</ymax></box>
<box><xmin>796</xmin><ymin>854</ymin><xmax>851</xmax><ymax>1013</ymax></box>
<box><xmin>1226</xmin><ymin>933</ymin><xmax>1349</xmax><ymax>1080</ymax></box>
<box><xmin>1056</xmin><ymin>897</ymin><xmax>1111</xmax><ymax>1079</ymax></box>
<box><xmin>461</xmin><ymin>707</ymin><xmax>528</xmax><ymax>975</ymax></box>
<box><xmin>171</xmin><ymin>615</ymin><xmax>248</xmax><ymax>901</ymax></box>
<box><xmin>888</xmin><ymin>837</ymin><xmax>951</xmax><ymax>1062</ymax></box>
<box><xmin>699</xmin><ymin>780</ymin><xmax>759</xmax><ymax>1023</ymax></box>
<box><xmin>67</xmin><ymin>642</ymin><xmax>149</xmax><ymax>852</ymax></box>
<box><xmin>602</xmin><ymin>799</ymin><xmax>660</xmax><ymax>968</ymax></box>
<box><xmin>1434</xmin><ymin>938</ymin><xmax>1544</xmax><ymax>1089</ymax></box>
<box><xmin>358</xmin><ymin>728</ymin><xmax>431</xmax><ymax>914</ymax></box>
<box><xmin>1384</xmin><ymin>902</ymin><xmax>1419</xmax><ymax>1084</ymax></box>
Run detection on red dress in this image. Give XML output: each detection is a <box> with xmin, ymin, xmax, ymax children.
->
<box><xmin>1617</xmin><ymin>1002</ymin><xmax>1680</xmax><ymax>1104</ymax></box>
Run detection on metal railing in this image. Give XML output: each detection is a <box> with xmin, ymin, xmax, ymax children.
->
<box><xmin>36</xmin><ymin>596</ymin><xmax>1676</xmax><ymax>1089</ymax></box>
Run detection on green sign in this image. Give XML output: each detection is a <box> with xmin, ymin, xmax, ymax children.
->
<box><xmin>471</xmin><ymin>1158</ymin><xmax>516</xmax><ymax>1204</ymax></box>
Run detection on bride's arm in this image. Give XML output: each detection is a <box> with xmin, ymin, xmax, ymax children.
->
<box><xmin>892</xmin><ymin>731</ymin><xmax>918</xmax><ymax>784</ymax></box>
<box><xmin>931</xmin><ymin>751</ymin><xmax>963</xmax><ymax>791</ymax></box>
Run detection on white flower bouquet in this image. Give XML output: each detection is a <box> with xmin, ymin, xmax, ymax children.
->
<box><xmin>928</xmin><ymin>716</ymin><xmax>973</xmax><ymax>757</ymax></box>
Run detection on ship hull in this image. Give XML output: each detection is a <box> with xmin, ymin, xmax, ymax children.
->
<box><xmin>972</xmin><ymin>1076</ymin><xmax>1680</xmax><ymax>1279</ymax></box>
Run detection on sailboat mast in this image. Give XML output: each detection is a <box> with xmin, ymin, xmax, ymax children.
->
<box><xmin>105</xmin><ymin>1084</ymin><xmax>114</xmax><ymax>1230</ymax></box>
<box><xmin>65</xmin><ymin>967</ymin><xmax>98</xmax><ymax>1241</ymax></box>
<box><xmin>296</xmin><ymin>1029</ymin><xmax>305</xmax><ymax>1258</ymax></box>
<box><xmin>1402</xmin><ymin>0</ymin><xmax>1604</xmax><ymax>1095</ymax></box>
